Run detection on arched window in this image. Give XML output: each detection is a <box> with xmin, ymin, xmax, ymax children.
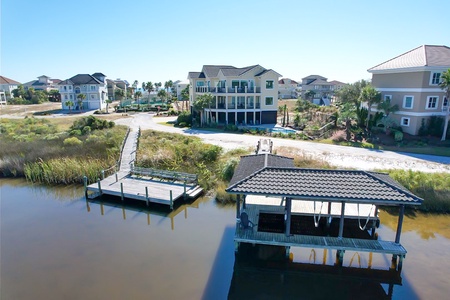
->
<box><xmin>75</xmin><ymin>87</ymin><xmax>80</xmax><ymax>94</ymax></box>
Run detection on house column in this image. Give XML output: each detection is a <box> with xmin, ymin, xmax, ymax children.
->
<box><xmin>225</xmin><ymin>95</ymin><xmax>229</xmax><ymax>124</ymax></box>
<box><xmin>236</xmin><ymin>194</ymin><xmax>241</xmax><ymax>219</ymax></box>
<box><xmin>395</xmin><ymin>204</ymin><xmax>405</xmax><ymax>244</ymax></box>
<box><xmin>338</xmin><ymin>201</ymin><xmax>346</xmax><ymax>239</ymax></box>
<box><xmin>285</xmin><ymin>197</ymin><xmax>292</xmax><ymax>236</ymax></box>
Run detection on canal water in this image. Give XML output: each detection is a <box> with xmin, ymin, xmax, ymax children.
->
<box><xmin>1</xmin><ymin>178</ymin><xmax>449</xmax><ymax>299</ymax></box>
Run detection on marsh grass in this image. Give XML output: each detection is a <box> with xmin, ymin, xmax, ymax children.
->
<box><xmin>0</xmin><ymin>117</ymin><xmax>127</xmax><ymax>184</ymax></box>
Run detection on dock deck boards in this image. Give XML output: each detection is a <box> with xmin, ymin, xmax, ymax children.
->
<box><xmin>86</xmin><ymin>172</ymin><xmax>199</xmax><ymax>206</ymax></box>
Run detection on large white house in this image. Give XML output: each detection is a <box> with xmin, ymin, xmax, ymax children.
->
<box><xmin>0</xmin><ymin>76</ymin><xmax>21</xmax><ymax>100</ymax></box>
<box><xmin>59</xmin><ymin>73</ymin><xmax>108</xmax><ymax>111</ymax></box>
<box><xmin>188</xmin><ymin>65</ymin><xmax>282</xmax><ymax>125</ymax></box>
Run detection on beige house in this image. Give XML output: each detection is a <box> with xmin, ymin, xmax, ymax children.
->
<box><xmin>0</xmin><ymin>75</ymin><xmax>21</xmax><ymax>100</ymax></box>
<box><xmin>278</xmin><ymin>78</ymin><xmax>299</xmax><ymax>99</ymax></box>
<box><xmin>368</xmin><ymin>45</ymin><xmax>450</xmax><ymax>135</ymax></box>
<box><xmin>23</xmin><ymin>75</ymin><xmax>61</xmax><ymax>92</ymax></box>
<box><xmin>301</xmin><ymin>75</ymin><xmax>346</xmax><ymax>105</ymax></box>
<box><xmin>188</xmin><ymin>65</ymin><xmax>281</xmax><ymax>125</ymax></box>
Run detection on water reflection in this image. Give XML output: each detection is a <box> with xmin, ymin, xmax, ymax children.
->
<box><xmin>86</xmin><ymin>194</ymin><xmax>210</xmax><ymax>230</ymax></box>
<box><xmin>379</xmin><ymin>210</ymin><xmax>450</xmax><ymax>240</ymax></box>
<box><xmin>228</xmin><ymin>244</ymin><xmax>406</xmax><ymax>299</ymax></box>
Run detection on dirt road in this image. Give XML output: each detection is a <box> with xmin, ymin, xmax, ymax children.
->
<box><xmin>115</xmin><ymin>113</ymin><xmax>450</xmax><ymax>173</ymax></box>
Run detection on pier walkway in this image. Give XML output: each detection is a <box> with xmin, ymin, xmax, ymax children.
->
<box><xmin>86</xmin><ymin>127</ymin><xmax>203</xmax><ymax>208</ymax></box>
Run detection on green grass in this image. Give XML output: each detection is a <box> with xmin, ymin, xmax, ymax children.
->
<box><xmin>0</xmin><ymin>117</ymin><xmax>127</xmax><ymax>184</ymax></box>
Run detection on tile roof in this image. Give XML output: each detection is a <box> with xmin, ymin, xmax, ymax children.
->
<box><xmin>188</xmin><ymin>71</ymin><xmax>205</xmax><ymax>79</ymax></box>
<box><xmin>189</xmin><ymin>65</ymin><xmax>281</xmax><ymax>79</ymax></box>
<box><xmin>279</xmin><ymin>78</ymin><xmax>299</xmax><ymax>84</ymax></box>
<box><xmin>229</xmin><ymin>154</ymin><xmax>294</xmax><ymax>186</ymax></box>
<box><xmin>60</xmin><ymin>74</ymin><xmax>103</xmax><ymax>85</ymax></box>
<box><xmin>227</xmin><ymin>166</ymin><xmax>423</xmax><ymax>205</ymax></box>
<box><xmin>202</xmin><ymin>65</ymin><xmax>235</xmax><ymax>77</ymax></box>
<box><xmin>302</xmin><ymin>75</ymin><xmax>327</xmax><ymax>81</ymax></box>
<box><xmin>0</xmin><ymin>76</ymin><xmax>21</xmax><ymax>85</ymax></box>
<box><xmin>368</xmin><ymin>45</ymin><xmax>450</xmax><ymax>71</ymax></box>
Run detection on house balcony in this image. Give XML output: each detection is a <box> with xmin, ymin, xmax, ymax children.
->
<box><xmin>213</xmin><ymin>103</ymin><xmax>260</xmax><ymax>110</ymax></box>
<box><xmin>195</xmin><ymin>86</ymin><xmax>261</xmax><ymax>94</ymax></box>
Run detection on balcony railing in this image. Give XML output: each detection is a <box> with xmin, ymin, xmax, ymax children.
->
<box><xmin>195</xmin><ymin>86</ymin><xmax>261</xmax><ymax>94</ymax></box>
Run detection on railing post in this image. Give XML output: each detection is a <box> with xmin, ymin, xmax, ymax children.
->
<box><xmin>170</xmin><ymin>190</ymin><xmax>173</xmax><ymax>210</ymax></box>
<box><xmin>97</xmin><ymin>178</ymin><xmax>102</xmax><ymax>195</ymax></box>
<box><xmin>83</xmin><ymin>176</ymin><xmax>88</xmax><ymax>198</ymax></box>
<box><xmin>115</xmin><ymin>173</ymin><xmax>118</xmax><ymax>182</ymax></box>
<box><xmin>145</xmin><ymin>186</ymin><xmax>149</xmax><ymax>206</ymax></box>
<box><xmin>120</xmin><ymin>182</ymin><xmax>124</xmax><ymax>201</ymax></box>
<box><xmin>183</xmin><ymin>180</ymin><xmax>187</xmax><ymax>200</ymax></box>
<box><xmin>101</xmin><ymin>170</ymin><xmax>105</xmax><ymax>180</ymax></box>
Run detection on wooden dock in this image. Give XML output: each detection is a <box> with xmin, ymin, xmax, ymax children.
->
<box><xmin>85</xmin><ymin>126</ymin><xmax>203</xmax><ymax>209</ymax></box>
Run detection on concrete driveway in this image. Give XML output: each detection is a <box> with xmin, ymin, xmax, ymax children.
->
<box><xmin>115</xmin><ymin>112</ymin><xmax>450</xmax><ymax>173</ymax></box>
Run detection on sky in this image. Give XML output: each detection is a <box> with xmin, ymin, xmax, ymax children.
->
<box><xmin>1</xmin><ymin>0</ymin><xmax>449</xmax><ymax>86</ymax></box>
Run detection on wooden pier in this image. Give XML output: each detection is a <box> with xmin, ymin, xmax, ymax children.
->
<box><xmin>85</xmin><ymin>167</ymin><xmax>203</xmax><ymax>209</ymax></box>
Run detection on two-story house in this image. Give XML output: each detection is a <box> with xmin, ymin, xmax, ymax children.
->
<box><xmin>107</xmin><ymin>78</ymin><xmax>129</xmax><ymax>100</ymax></box>
<box><xmin>368</xmin><ymin>45</ymin><xmax>450</xmax><ymax>135</ymax></box>
<box><xmin>278</xmin><ymin>78</ymin><xmax>299</xmax><ymax>99</ymax></box>
<box><xmin>188</xmin><ymin>65</ymin><xmax>282</xmax><ymax>125</ymax></box>
<box><xmin>59</xmin><ymin>73</ymin><xmax>108</xmax><ymax>111</ymax></box>
<box><xmin>0</xmin><ymin>76</ymin><xmax>21</xmax><ymax>101</ymax></box>
<box><xmin>301</xmin><ymin>75</ymin><xmax>345</xmax><ymax>105</ymax></box>
<box><xmin>172</xmin><ymin>80</ymin><xmax>189</xmax><ymax>100</ymax></box>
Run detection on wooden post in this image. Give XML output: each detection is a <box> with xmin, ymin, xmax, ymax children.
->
<box><xmin>395</xmin><ymin>205</ymin><xmax>405</xmax><ymax>244</ymax></box>
<box><xmin>327</xmin><ymin>201</ymin><xmax>332</xmax><ymax>230</ymax></box>
<box><xmin>243</xmin><ymin>195</ymin><xmax>246</xmax><ymax>210</ymax></box>
<box><xmin>183</xmin><ymin>180</ymin><xmax>187</xmax><ymax>200</ymax></box>
<box><xmin>86</xmin><ymin>200</ymin><xmax>90</xmax><ymax>212</ymax></box>
<box><xmin>145</xmin><ymin>186</ymin><xmax>149</xmax><ymax>206</ymax></box>
<box><xmin>338</xmin><ymin>201</ymin><xmax>345</xmax><ymax>239</ymax></box>
<box><xmin>101</xmin><ymin>170</ymin><xmax>105</xmax><ymax>180</ymax></box>
<box><xmin>236</xmin><ymin>194</ymin><xmax>241</xmax><ymax>218</ymax></box>
<box><xmin>120</xmin><ymin>182</ymin><xmax>124</xmax><ymax>201</ymax></box>
<box><xmin>147</xmin><ymin>213</ymin><xmax>150</xmax><ymax>225</ymax></box>
<box><xmin>171</xmin><ymin>216</ymin><xmax>174</xmax><ymax>230</ymax></box>
<box><xmin>101</xmin><ymin>203</ymin><xmax>104</xmax><ymax>216</ymax></box>
<box><xmin>97</xmin><ymin>178</ymin><xmax>102</xmax><ymax>195</ymax></box>
<box><xmin>115</xmin><ymin>173</ymin><xmax>118</xmax><ymax>182</ymax></box>
<box><xmin>83</xmin><ymin>176</ymin><xmax>88</xmax><ymax>198</ymax></box>
<box><xmin>122</xmin><ymin>207</ymin><xmax>126</xmax><ymax>220</ymax></box>
<box><xmin>285</xmin><ymin>197</ymin><xmax>292</xmax><ymax>236</ymax></box>
<box><xmin>170</xmin><ymin>190</ymin><xmax>173</xmax><ymax>210</ymax></box>
<box><xmin>322</xmin><ymin>249</ymin><xmax>328</xmax><ymax>265</ymax></box>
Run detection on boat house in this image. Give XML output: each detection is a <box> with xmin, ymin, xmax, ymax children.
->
<box><xmin>226</xmin><ymin>151</ymin><xmax>423</xmax><ymax>269</ymax></box>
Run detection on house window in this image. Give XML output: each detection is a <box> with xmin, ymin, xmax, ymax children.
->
<box><xmin>384</xmin><ymin>95</ymin><xmax>392</xmax><ymax>101</ymax></box>
<box><xmin>266</xmin><ymin>80</ymin><xmax>274</xmax><ymax>89</ymax></box>
<box><xmin>69</xmin><ymin>86</ymin><xmax>72</xmax><ymax>90</ymax></box>
<box><xmin>265</xmin><ymin>97</ymin><xmax>273</xmax><ymax>105</ymax></box>
<box><xmin>91</xmin><ymin>94</ymin><xmax>95</xmax><ymax>99</ymax></box>
<box><xmin>64</xmin><ymin>95</ymin><xmax>68</xmax><ymax>100</ymax></box>
<box><xmin>401</xmin><ymin>117</ymin><xmax>410</xmax><ymax>127</ymax></box>
<box><xmin>90</xmin><ymin>85</ymin><xmax>96</xmax><ymax>91</ymax></box>
<box><xmin>443</xmin><ymin>97</ymin><xmax>449</xmax><ymax>111</ymax></box>
<box><xmin>69</xmin><ymin>95</ymin><xmax>73</xmax><ymax>100</ymax></box>
<box><xmin>64</xmin><ymin>86</ymin><xmax>67</xmax><ymax>91</ymax></box>
<box><xmin>75</xmin><ymin>87</ymin><xmax>80</xmax><ymax>94</ymax></box>
<box><xmin>430</xmin><ymin>72</ymin><xmax>441</xmax><ymax>85</ymax></box>
<box><xmin>426</xmin><ymin>96</ymin><xmax>438</xmax><ymax>109</ymax></box>
<box><xmin>403</xmin><ymin>96</ymin><xmax>414</xmax><ymax>109</ymax></box>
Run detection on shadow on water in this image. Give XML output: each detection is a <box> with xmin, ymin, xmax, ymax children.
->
<box><xmin>227</xmin><ymin>244</ymin><xmax>420</xmax><ymax>300</ymax></box>
<box><xmin>202</xmin><ymin>226</ymin><xmax>236</xmax><ymax>300</ymax></box>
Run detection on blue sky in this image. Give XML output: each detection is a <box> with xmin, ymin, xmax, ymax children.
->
<box><xmin>1</xmin><ymin>0</ymin><xmax>449</xmax><ymax>86</ymax></box>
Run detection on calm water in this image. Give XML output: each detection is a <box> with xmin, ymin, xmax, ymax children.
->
<box><xmin>1</xmin><ymin>178</ymin><xmax>450</xmax><ymax>299</ymax></box>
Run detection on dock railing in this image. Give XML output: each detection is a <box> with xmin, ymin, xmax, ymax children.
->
<box><xmin>130</xmin><ymin>166</ymin><xmax>198</xmax><ymax>184</ymax></box>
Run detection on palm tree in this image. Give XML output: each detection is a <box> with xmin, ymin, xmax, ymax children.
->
<box><xmin>440</xmin><ymin>69</ymin><xmax>450</xmax><ymax>141</ymax></box>
<box><xmin>77</xmin><ymin>93</ymin><xmax>86</xmax><ymax>111</ymax></box>
<box><xmin>65</xmin><ymin>100</ymin><xmax>74</xmax><ymax>112</ymax></box>
<box><xmin>144</xmin><ymin>82</ymin><xmax>154</xmax><ymax>102</ymax></box>
<box><xmin>157</xmin><ymin>90</ymin><xmax>167</xmax><ymax>103</ymax></box>
<box><xmin>359</xmin><ymin>86</ymin><xmax>381</xmax><ymax>129</ymax></box>
<box><xmin>135</xmin><ymin>91</ymin><xmax>142</xmax><ymax>101</ymax></box>
<box><xmin>377</xmin><ymin>98</ymin><xmax>399</xmax><ymax>118</ymax></box>
<box><xmin>304</xmin><ymin>90</ymin><xmax>316</xmax><ymax>101</ymax></box>
<box><xmin>132</xmin><ymin>80</ymin><xmax>139</xmax><ymax>95</ymax></box>
<box><xmin>338</xmin><ymin>102</ymin><xmax>358</xmax><ymax>141</ymax></box>
<box><xmin>194</xmin><ymin>93</ymin><xmax>213</xmax><ymax>126</ymax></box>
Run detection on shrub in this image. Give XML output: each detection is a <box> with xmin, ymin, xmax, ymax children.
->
<box><xmin>63</xmin><ymin>137</ymin><xmax>83</xmax><ymax>146</ymax></box>
<box><xmin>82</xmin><ymin>126</ymin><xmax>91</xmax><ymax>135</ymax></box>
<box><xmin>176</xmin><ymin>111</ymin><xmax>191</xmax><ymax>126</ymax></box>
<box><xmin>70</xmin><ymin>129</ymin><xmax>82</xmax><ymax>136</ymax></box>
<box><xmin>221</xmin><ymin>158</ymin><xmax>239</xmax><ymax>181</ymax></box>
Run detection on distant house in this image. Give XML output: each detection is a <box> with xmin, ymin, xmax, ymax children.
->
<box><xmin>368</xmin><ymin>45</ymin><xmax>450</xmax><ymax>135</ymax></box>
<box><xmin>278</xmin><ymin>78</ymin><xmax>299</xmax><ymax>99</ymax></box>
<box><xmin>172</xmin><ymin>80</ymin><xmax>189</xmax><ymax>100</ymax></box>
<box><xmin>23</xmin><ymin>75</ymin><xmax>61</xmax><ymax>92</ymax></box>
<box><xmin>59</xmin><ymin>73</ymin><xmax>108</xmax><ymax>111</ymax></box>
<box><xmin>107</xmin><ymin>78</ymin><xmax>129</xmax><ymax>100</ymax></box>
<box><xmin>301</xmin><ymin>75</ymin><xmax>346</xmax><ymax>105</ymax></box>
<box><xmin>188</xmin><ymin>65</ymin><xmax>282</xmax><ymax>125</ymax></box>
<box><xmin>0</xmin><ymin>76</ymin><xmax>21</xmax><ymax>100</ymax></box>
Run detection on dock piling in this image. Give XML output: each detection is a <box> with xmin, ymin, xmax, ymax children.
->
<box><xmin>120</xmin><ymin>182</ymin><xmax>124</xmax><ymax>201</ymax></box>
<box><xmin>145</xmin><ymin>187</ymin><xmax>149</xmax><ymax>206</ymax></box>
<box><xmin>115</xmin><ymin>173</ymin><xmax>118</xmax><ymax>182</ymax></box>
<box><xmin>97</xmin><ymin>178</ymin><xmax>102</xmax><ymax>195</ymax></box>
<box><xmin>170</xmin><ymin>190</ymin><xmax>173</xmax><ymax>210</ymax></box>
<box><xmin>183</xmin><ymin>180</ymin><xmax>187</xmax><ymax>200</ymax></box>
<box><xmin>101</xmin><ymin>170</ymin><xmax>105</xmax><ymax>180</ymax></box>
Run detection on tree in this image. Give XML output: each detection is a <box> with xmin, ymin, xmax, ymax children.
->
<box><xmin>440</xmin><ymin>69</ymin><xmax>450</xmax><ymax>141</ymax></box>
<box><xmin>77</xmin><ymin>93</ymin><xmax>86</xmax><ymax>111</ymax></box>
<box><xmin>181</xmin><ymin>85</ymin><xmax>190</xmax><ymax>111</ymax></box>
<box><xmin>154</xmin><ymin>82</ymin><xmax>162</xmax><ymax>91</ymax></box>
<box><xmin>12</xmin><ymin>85</ymin><xmax>26</xmax><ymax>98</ymax></box>
<box><xmin>304</xmin><ymin>90</ymin><xmax>316</xmax><ymax>101</ymax></box>
<box><xmin>338</xmin><ymin>102</ymin><xmax>358</xmax><ymax>141</ymax></box>
<box><xmin>145</xmin><ymin>81</ymin><xmax>153</xmax><ymax>101</ymax></box>
<box><xmin>193</xmin><ymin>93</ymin><xmax>213</xmax><ymax>126</ymax></box>
<box><xmin>377</xmin><ymin>98</ymin><xmax>399</xmax><ymax>118</ymax></box>
<box><xmin>115</xmin><ymin>89</ymin><xmax>125</xmax><ymax>100</ymax></box>
<box><xmin>132</xmin><ymin>80</ymin><xmax>139</xmax><ymax>95</ymax></box>
<box><xmin>359</xmin><ymin>85</ymin><xmax>381</xmax><ymax>129</ymax></box>
<box><xmin>157</xmin><ymin>89</ymin><xmax>167</xmax><ymax>103</ymax></box>
<box><xmin>48</xmin><ymin>90</ymin><xmax>61</xmax><ymax>102</ymax></box>
<box><xmin>65</xmin><ymin>100</ymin><xmax>74</xmax><ymax>112</ymax></box>
<box><xmin>164</xmin><ymin>80</ymin><xmax>173</xmax><ymax>93</ymax></box>
<box><xmin>135</xmin><ymin>90</ymin><xmax>142</xmax><ymax>101</ymax></box>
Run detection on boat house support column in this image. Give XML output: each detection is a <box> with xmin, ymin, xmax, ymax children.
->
<box><xmin>285</xmin><ymin>197</ymin><xmax>292</xmax><ymax>236</ymax></box>
<box><xmin>336</xmin><ymin>201</ymin><xmax>346</xmax><ymax>266</ymax></box>
<box><xmin>393</xmin><ymin>204</ymin><xmax>406</xmax><ymax>271</ymax></box>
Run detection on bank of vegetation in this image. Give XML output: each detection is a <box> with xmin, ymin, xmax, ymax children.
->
<box><xmin>0</xmin><ymin>116</ymin><xmax>127</xmax><ymax>184</ymax></box>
